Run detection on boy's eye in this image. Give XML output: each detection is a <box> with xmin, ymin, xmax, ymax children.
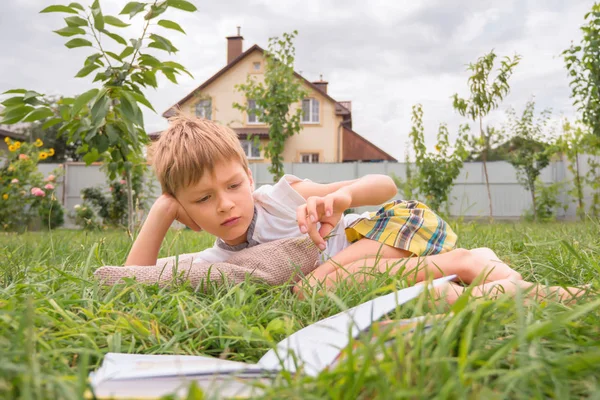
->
<box><xmin>229</xmin><ymin>183</ymin><xmax>241</xmax><ymax>189</ymax></box>
<box><xmin>196</xmin><ymin>196</ymin><xmax>210</xmax><ymax>203</ymax></box>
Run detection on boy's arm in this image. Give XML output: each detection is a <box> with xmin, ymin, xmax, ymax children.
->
<box><xmin>291</xmin><ymin>175</ymin><xmax>398</xmax><ymax>249</ymax></box>
<box><xmin>291</xmin><ymin>174</ymin><xmax>397</xmax><ymax>208</ymax></box>
<box><xmin>124</xmin><ymin>195</ymin><xmax>201</xmax><ymax>266</ymax></box>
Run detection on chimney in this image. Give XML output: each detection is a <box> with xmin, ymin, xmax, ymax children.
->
<box><xmin>312</xmin><ymin>74</ymin><xmax>328</xmax><ymax>94</ymax></box>
<box><xmin>226</xmin><ymin>26</ymin><xmax>243</xmax><ymax>64</ymax></box>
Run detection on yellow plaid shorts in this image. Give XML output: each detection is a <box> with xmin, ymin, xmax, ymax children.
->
<box><xmin>345</xmin><ymin>200</ymin><xmax>457</xmax><ymax>256</ymax></box>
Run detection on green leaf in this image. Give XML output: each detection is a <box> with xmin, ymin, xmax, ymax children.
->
<box><xmin>23</xmin><ymin>107</ymin><xmax>55</xmax><ymax>122</ymax></box>
<box><xmin>101</xmin><ymin>30</ymin><xmax>127</xmax><ymax>45</ymax></box>
<box><xmin>91</xmin><ymin>93</ymin><xmax>110</xmax><ymax>126</ymax></box>
<box><xmin>157</xmin><ymin>19</ymin><xmax>185</xmax><ymax>34</ymax></box>
<box><xmin>1</xmin><ymin>96</ymin><xmax>24</xmax><ymax>107</ymax></box>
<box><xmin>162</xmin><ymin>69</ymin><xmax>178</xmax><ymax>84</ymax></box>
<box><xmin>144</xmin><ymin>3</ymin><xmax>168</xmax><ymax>20</ymax></box>
<box><xmin>65</xmin><ymin>38</ymin><xmax>93</xmax><ymax>48</ymax></box>
<box><xmin>23</xmin><ymin>90</ymin><xmax>42</xmax><ymax>101</ymax></box>
<box><xmin>163</xmin><ymin>61</ymin><xmax>193</xmax><ymax>78</ymax></box>
<box><xmin>40</xmin><ymin>5</ymin><xmax>78</xmax><ymax>14</ymax></box>
<box><xmin>72</xmin><ymin>88</ymin><xmax>99</xmax><ymax>116</ymax></box>
<box><xmin>2</xmin><ymin>89</ymin><xmax>27</xmax><ymax>95</ymax></box>
<box><xmin>119</xmin><ymin>46</ymin><xmax>134</xmax><ymax>59</ymax></box>
<box><xmin>82</xmin><ymin>149</ymin><xmax>100</xmax><ymax>164</ymax></box>
<box><xmin>75</xmin><ymin>63</ymin><xmax>100</xmax><ymax>78</ymax></box>
<box><xmin>0</xmin><ymin>105</ymin><xmax>34</xmax><ymax>124</ymax></box>
<box><xmin>42</xmin><ymin>118</ymin><xmax>64</xmax><ymax>130</ymax></box>
<box><xmin>85</xmin><ymin>53</ymin><xmax>104</xmax><ymax>66</ymax></box>
<box><xmin>166</xmin><ymin>0</ymin><xmax>197</xmax><ymax>12</ymax></box>
<box><xmin>91</xmin><ymin>0</ymin><xmax>104</xmax><ymax>31</ymax></box>
<box><xmin>104</xmin><ymin>15</ymin><xmax>130</xmax><ymax>27</ymax></box>
<box><xmin>139</xmin><ymin>54</ymin><xmax>161</xmax><ymax>68</ymax></box>
<box><xmin>105</xmin><ymin>51</ymin><xmax>123</xmax><ymax>62</ymax></box>
<box><xmin>141</xmin><ymin>70</ymin><xmax>157</xmax><ymax>87</ymax></box>
<box><xmin>148</xmin><ymin>33</ymin><xmax>178</xmax><ymax>53</ymax></box>
<box><xmin>69</xmin><ymin>2</ymin><xmax>85</xmax><ymax>11</ymax></box>
<box><xmin>53</xmin><ymin>26</ymin><xmax>86</xmax><ymax>37</ymax></box>
<box><xmin>130</xmin><ymin>92</ymin><xmax>156</xmax><ymax>112</ymax></box>
<box><xmin>120</xmin><ymin>91</ymin><xmax>142</xmax><ymax>127</ymax></box>
<box><xmin>65</xmin><ymin>16</ymin><xmax>88</xmax><ymax>27</ymax></box>
<box><xmin>119</xmin><ymin>2</ymin><xmax>146</xmax><ymax>18</ymax></box>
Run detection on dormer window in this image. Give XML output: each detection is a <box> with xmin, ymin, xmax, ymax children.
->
<box><xmin>195</xmin><ymin>99</ymin><xmax>212</xmax><ymax>120</ymax></box>
<box><xmin>253</xmin><ymin>62</ymin><xmax>261</xmax><ymax>71</ymax></box>
<box><xmin>302</xmin><ymin>98</ymin><xmax>319</xmax><ymax>123</ymax></box>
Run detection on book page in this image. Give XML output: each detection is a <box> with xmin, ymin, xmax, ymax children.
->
<box><xmin>258</xmin><ymin>275</ymin><xmax>455</xmax><ymax>376</ymax></box>
<box><xmin>89</xmin><ymin>353</ymin><xmax>269</xmax><ymax>387</ymax></box>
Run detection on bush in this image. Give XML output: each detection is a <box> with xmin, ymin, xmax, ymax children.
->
<box><xmin>0</xmin><ymin>137</ymin><xmax>64</xmax><ymax>232</ymax></box>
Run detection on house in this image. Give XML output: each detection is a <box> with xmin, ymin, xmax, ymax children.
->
<box><xmin>155</xmin><ymin>29</ymin><xmax>396</xmax><ymax>164</ymax></box>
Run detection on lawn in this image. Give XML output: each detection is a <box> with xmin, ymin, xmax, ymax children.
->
<box><xmin>1</xmin><ymin>221</ymin><xmax>599</xmax><ymax>399</ymax></box>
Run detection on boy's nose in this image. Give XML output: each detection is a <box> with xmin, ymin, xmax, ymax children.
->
<box><xmin>217</xmin><ymin>196</ymin><xmax>235</xmax><ymax>212</ymax></box>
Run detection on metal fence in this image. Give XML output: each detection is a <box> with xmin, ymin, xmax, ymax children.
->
<box><xmin>38</xmin><ymin>156</ymin><xmax>599</xmax><ymax>227</ymax></box>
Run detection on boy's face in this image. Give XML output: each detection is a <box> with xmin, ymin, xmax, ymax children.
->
<box><xmin>175</xmin><ymin>159</ymin><xmax>255</xmax><ymax>246</ymax></box>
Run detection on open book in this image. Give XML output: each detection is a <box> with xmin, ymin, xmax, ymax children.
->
<box><xmin>89</xmin><ymin>275</ymin><xmax>454</xmax><ymax>399</ymax></box>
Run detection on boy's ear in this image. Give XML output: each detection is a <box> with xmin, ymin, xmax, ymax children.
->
<box><xmin>247</xmin><ymin>168</ymin><xmax>255</xmax><ymax>190</ymax></box>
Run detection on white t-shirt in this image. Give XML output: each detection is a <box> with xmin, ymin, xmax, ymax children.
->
<box><xmin>192</xmin><ymin>174</ymin><xmax>370</xmax><ymax>265</ymax></box>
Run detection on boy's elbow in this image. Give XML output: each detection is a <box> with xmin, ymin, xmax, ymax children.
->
<box><xmin>383</xmin><ymin>175</ymin><xmax>398</xmax><ymax>199</ymax></box>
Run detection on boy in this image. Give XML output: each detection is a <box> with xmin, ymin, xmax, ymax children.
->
<box><xmin>125</xmin><ymin>115</ymin><xmax>581</xmax><ymax>302</ymax></box>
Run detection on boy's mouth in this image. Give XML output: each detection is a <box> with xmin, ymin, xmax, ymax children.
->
<box><xmin>221</xmin><ymin>217</ymin><xmax>241</xmax><ymax>226</ymax></box>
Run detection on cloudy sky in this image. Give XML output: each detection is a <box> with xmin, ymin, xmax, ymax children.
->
<box><xmin>0</xmin><ymin>0</ymin><xmax>593</xmax><ymax>160</ymax></box>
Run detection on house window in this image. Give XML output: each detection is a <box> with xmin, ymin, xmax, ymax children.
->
<box><xmin>240</xmin><ymin>139</ymin><xmax>261</xmax><ymax>159</ymax></box>
<box><xmin>301</xmin><ymin>153</ymin><xmax>319</xmax><ymax>163</ymax></box>
<box><xmin>247</xmin><ymin>99</ymin><xmax>263</xmax><ymax>124</ymax></box>
<box><xmin>253</xmin><ymin>62</ymin><xmax>261</xmax><ymax>71</ymax></box>
<box><xmin>195</xmin><ymin>99</ymin><xmax>212</xmax><ymax>120</ymax></box>
<box><xmin>302</xmin><ymin>98</ymin><xmax>319</xmax><ymax>123</ymax></box>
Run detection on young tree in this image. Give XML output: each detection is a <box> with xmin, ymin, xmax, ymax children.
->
<box><xmin>504</xmin><ymin>101</ymin><xmax>554</xmax><ymax>221</ymax></box>
<box><xmin>0</xmin><ymin>0</ymin><xmax>196</xmax><ymax>233</ymax></box>
<box><xmin>409</xmin><ymin>104</ymin><xmax>469</xmax><ymax>214</ymax></box>
<box><xmin>557</xmin><ymin>120</ymin><xmax>594</xmax><ymax>219</ymax></box>
<box><xmin>452</xmin><ymin>51</ymin><xmax>521</xmax><ymax>219</ymax></box>
<box><xmin>234</xmin><ymin>31</ymin><xmax>309</xmax><ymax>182</ymax></box>
<box><xmin>563</xmin><ymin>3</ymin><xmax>600</xmax><ymax>138</ymax></box>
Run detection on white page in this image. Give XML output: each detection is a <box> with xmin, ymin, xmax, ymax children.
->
<box><xmin>90</xmin><ymin>353</ymin><xmax>268</xmax><ymax>386</ymax></box>
<box><xmin>258</xmin><ymin>275</ymin><xmax>455</xmax><ymax>376</ymax></box>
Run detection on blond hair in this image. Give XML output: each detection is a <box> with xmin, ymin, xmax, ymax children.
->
<box><xmin>150</xmin><ymin>114</ymin><xmax>249</xmax><ymax>195</ymax></box>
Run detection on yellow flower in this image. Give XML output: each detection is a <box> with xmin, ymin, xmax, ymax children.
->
<box><xmin>34</xmin><ymin>138</ymin><xmax>44</xmax><ymax>147</ymax></box>
<box><xmin>8</xmin><ymin>145</ymin><xmax>16</xmax><ymax>152</ymax></box>
<box><xmin>4</xmin><ymin>137</ymin><xmax>10</xmax><ymax>144</ymax></box>
<box><xmin>2</xmin><ymin>194</ymin><xmax>8</xmax><ymax>200</ymax></box>
<box><xmin>14</xmin><ymin>141</ymin><xmax>21</xmax><ymax>149</ymax></box>
<box><xmin>434</xmin><ymin>145</ymin><xmax>441</xmax><ymax>152</ymax></box>
<box><xmin>39</xmin><ymin>152</ymin><xmax>49</xmax><ymax>160</ymax></box>
<box><xmin>48</xmin><ymin>148</ymin><xmax>55</xmax><ymax>156</ymax></box>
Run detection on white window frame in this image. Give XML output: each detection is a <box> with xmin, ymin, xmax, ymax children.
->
<box><xmin>247</xmin><ymin>99</ymin><xmax>263</xmax><ymax>124</ymax></box>
<box><xmin>300</xmin><ymin>153</ymin><xmax>319</xmax><ymax>163</ymax></box>
<box><xmin>302</xmin><ymin>98</ymin><xmax>320</xmax><ymax>124</ymax></box>
<box><xmin>240</xmin><ymin>139</ymin><xmax>262</xmax><ymax>159</ymax></box>
<box><xmin>195</xmin><ymin>99</ymin><xmax>212</xmax><ymax>120</ymax></box>
<box><xmin>253</xmin><ymin>62</ymin><xmax>261</xmax><ymax>71</ymax></box>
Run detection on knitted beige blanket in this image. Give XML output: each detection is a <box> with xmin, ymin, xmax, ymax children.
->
<box><xmin>94</xmin><ymin>237</ymin><xmax>320</xmax><ymax>289</ymax></box>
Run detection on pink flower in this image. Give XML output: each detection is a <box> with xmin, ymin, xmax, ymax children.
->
<box><xmin>120</xmin><ymin>179</ymin><xmax>127</xmax><ymax>185</ymax></box>
<box><xmin>18</xmin><ymin>154</ymin><xmax>29</xmax><ymax>160</ymax></box>
<box><xmin>44</xmin><ymin>174</ymin><xmax>56</xmax><ymax>182</ymax></box>
<box><xmin>11</xmin><ymin>179</ymin><xmax>19</xmax><ymax>184</ymax></box>
<box><xmin>44</xmin><ymin>184</ymin><xmax>55</xmax><ymax>190</ymax></box>
<box><xmin>31</xmin><ymin>187</ymin><xmax>45</xmax><ymax>197</ymax></box>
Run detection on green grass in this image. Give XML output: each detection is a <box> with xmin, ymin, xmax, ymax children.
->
<box><xmin>1</xmin><ymin>221</ymin><xmax>600</xmax><ymax>399</ymax></box>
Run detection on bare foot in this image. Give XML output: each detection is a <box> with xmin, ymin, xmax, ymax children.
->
<box><xmin>467</xmin><ymin>247</ymin><xmax>523</xmax><ymax>283</ymax></box>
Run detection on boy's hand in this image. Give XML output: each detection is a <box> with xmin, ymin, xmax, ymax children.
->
<box><xmin>156</xmin><ymin>194</ymin><xmax>202</xmax><ymax>232</ymax></box>
<box><xmin>296</xmin><ymin>189</ymin><xmax>352</xmax><ymax>250</ymax></box>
